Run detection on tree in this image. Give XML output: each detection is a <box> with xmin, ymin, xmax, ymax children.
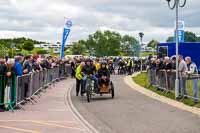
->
<box><xmin>70</xmin><ymin>41</ymin><xmax>86</xmax><ymax>55</ymax></box>
<box><xmin>184</xmin><ymin>31</ymin><xmax>197</xmax><ymax>42</ymax></box>
<box><xmin>121</xmin><ymin>35</ymin><xmax>139</xmax><ymax>56</ymax></box>
<box><xmin>166</xmin><ymin>31</ymin><xmax>198</xmax><ymax>42</ymax></box>
<box><xmin>22</xmin><ymin>40</ymin><xmax>34</xmax><ymax>52</ymax></box>
<box><xmin>197</xmin><ymin>37</ymin><xmax>200</xmax><ymax>42</ymax></box>
<box><xmin>147</xmin><ymin>40</ymin><xmax>159</xmax><ymax>49</ymax></box>
<box><xmin>0</xmin><ymin>37</ymin><xmax>43</xmax><ymax>50</ymax></box>
<box><xmin>36</xmin><ymin>49</ymin><xmax>48</xmax><ymax>55</ymax></box>
<box><xmin>166</xmin><ymin>36</ymin><xmax>174</xmax><ymax>42</ymax></box>
<box><xmin>87</xmin><ymin>30</ymin><xmax>121</xmax><ymax>56</ymax></box>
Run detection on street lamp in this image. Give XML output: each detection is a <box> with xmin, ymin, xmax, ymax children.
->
<box><xmin>139</xmin><ymin>32</ymin><xmax>144</xmax><ymax>72</ymax></box>
<box><xmin>165</xmin><ymin>0</ymin><xmax>187</xmax><ymax>99</ymax></box>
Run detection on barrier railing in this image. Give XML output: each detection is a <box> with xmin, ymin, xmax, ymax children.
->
<box><xmin>147</xmin><ymin>69</ymin><xmax>200</xmax><ymax>101</ymax></box>
<box><xmin>181</xmin><ymin>74</ymin><xmax>200</xmax><ymax>101</ymax></box>
<box><xmin>0</xmin><ymin>64</ymin><xmax>72</xmax><ymax>112</ymax></box>
<box><xmin>65</xmin><ymin>63</ymin><xmax>72</xmax><ymax>77</ymax></box>
<box><xmin>16</xmin><ymin>74</ymin><xmax>32</xmax><ymax>104</ymax></box>
<box><xmin>59</xmin><ymin>63</ymin><xmax>66</xmax><ymax>78</ymax></box>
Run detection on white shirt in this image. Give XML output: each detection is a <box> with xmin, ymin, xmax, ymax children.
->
<box><xmin>179</xmin><ymin>60</ymin><xmax>188</xmax><ymax>73</ymax></box>
<box><xmin>187</xmin><ymin>62</ymin><xmax>198</xmax><ymax>74</ymax></box>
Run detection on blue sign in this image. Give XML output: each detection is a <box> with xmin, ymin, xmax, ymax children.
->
<box><xmin>65</xmin><ymin>20</ymin><xmax>72</xmax><ymax>28</ymax></box>
<box><xmin>178</xmin><ymin>30</ymin><xmax>184</xmax><ymax>42</ymax></box>
<box><xmin>60</xmin><ymin>20</ymin><xmax>72</xmax><ymax>59</ymax></box>
<box><xmin>174</xmin><ymin>30</ymin><xmax>185</xmax><ymax>43</ymax></box>
<box><xmin>178</xmin><ymin>21</ymin><xmax>185</xmax><ymax>31</ymax></box>
<box><xmin>174</xmin><ymin>20</ymin><xmax>185</xmax><ymax>43</ymax></box>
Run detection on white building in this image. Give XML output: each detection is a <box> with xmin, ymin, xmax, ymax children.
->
<box><xmin>34</xmin><ymin>42</ymin><xmax>72</xmax><ymax>54</ymax></box>
<box><xmin>141</xmin><ymin>44</ymin><xmax>155</xmax><ymax>52</ymax></box>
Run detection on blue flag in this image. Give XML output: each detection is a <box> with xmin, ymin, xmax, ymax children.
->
<box><xmin>60</xmin><ymin>20</ymin><xmax>72</xmax><ymax>59</ymax></box>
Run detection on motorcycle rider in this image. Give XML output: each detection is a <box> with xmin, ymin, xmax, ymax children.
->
<box><xmin>82</xmin><ymin>59</ymin><xmax>98</xmax><ymax>93</ymax></box>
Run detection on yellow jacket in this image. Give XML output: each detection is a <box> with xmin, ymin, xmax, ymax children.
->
<box><xmin>75</xmin><ymin>65</ymin><xmax>83</xmax><ymax>80</ymax></box>
<box><xmin>96</xmin><ymin>63</ymin><xmax>100</xmax><ymax>71</ymax></box>
<box><xmin>127</xmin><ymin>60</ymin><xmax>134</xmax><ymax>67</ymax></box>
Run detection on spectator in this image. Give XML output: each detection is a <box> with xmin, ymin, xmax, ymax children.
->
<box><xmin>171</xmin><ymin>56</ymin><xmax>176</xmax><ymax>69</ymax></box>
<box><xmin>71</xmin><ymin>59</ymin><xmax>76</xmax><ymax>78</ymax></box>
<box><xmin>155</xmin><ymin>59</ymin><xmax>161</xmax><ymax>72</ymax></box>
<box><xmin>6</xmin><ymin>59</ymin><xmax>16</xmax><ymax>107</ymax></box>
<box><xmin>164</xmin><ymin>57</ymin><xmax>172</xmax><ymax>71</ymax></box>
<box><xmin>75</xmin><ymin>62</ymin><xmax>85</xmax><ymax>96</ymax></box>
<box><xmin>178</xmin><ymin>55</ymin><xmax>188</xmax><ymax>98</ymax></box>
<box><xmin>0</xmin><ymin>59</ymin><xmax>7</xmax><ymax>112</ymax></box>
<box><xmin>23</xmin><ymin>55</ymin><xmax>33</xmax><ymax>74</ymax></box>
<box><xmin>22</xmin><ymin>55</ymin><xmax>33</xmax><ymax>99</ymax></box>
<box><xmin>163</xmin><ymin>57</ymin><xmax>172</xmax><ymax>90</ymax></box>
<box><xmin>14</xmin><ymin>56</ymin><xmax>23</xmax><ymax>76</ymax></box>
<box><xmin>185</xmin><ymin>56</ymin><xmax>199</xmax><ymax>103</ymax></box>
<box><xmin>41</xmin><ymin>59</ymin><xmax>51</xmax><ymax>69</ymax></box>
<box><xmin>32</xmin><ymin>55</ymin><xmax>42</xmax><ymax>72</ymax></box>
<box><xmin>148</xmin><ymin>58</ymin><xmax>156</xmax><ymax>85</ymax></box>
<box><xmin>127</xmin><ymin>58</ymin><xmax>134</xmax><ymax>75</ymax></box>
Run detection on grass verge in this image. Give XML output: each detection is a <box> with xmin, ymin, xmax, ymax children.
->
<box><xmin>132</xmin><ymin>72</ymin><xmax>200</xmax><ymax>108</ymax></box>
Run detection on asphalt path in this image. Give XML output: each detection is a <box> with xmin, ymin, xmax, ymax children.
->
<box><xmin>0</xmin><ymin>79</ymin><xmax>87</xmax><ymax>133</ymax></box>
<box><xmin>71</xmin><ymin>75</ymin><xmax>200</xmax><ymax>133</ymax></box>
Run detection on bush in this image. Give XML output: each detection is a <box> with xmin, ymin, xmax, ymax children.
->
<box><xmin>36</xmin><ymin>49</ymin><xmax>48</xmax><ymax>55</ymax></box>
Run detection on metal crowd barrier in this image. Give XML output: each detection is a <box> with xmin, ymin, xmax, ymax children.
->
<box><xmin>0</xmin><ymin>64</ymin><xmax>72</xmax><ymax>112</ymax></box>
<box><xmin>65</xmin><ymin>63</ymin><xmax>72</xmax><ymax>76</ymax></box>
<box><xmin>148</xmin><ymin>69</ymin><xmax>200</xmax><ymax>101</ymax></box>
<box><xmin>148</xmin><ymin>69</ymin><xmax>177</xmax><ymax>92</ymax></box>
<box><xmin>16</xmin><ymin>66</ymin><xmax>69</xmax><ymax>105</ymax></box>
<box><xmin>59</xmin><ymin>63</ymin><xmax>66</xmax><ymax>78</ymax></box>
<box><xmin>181</xmin><ymin>74</ymin><xmax>200</xmax><ymax>101</ymax></box>
<box><xmin>16</xmin><ymin>74</ymin><xmax>32</xmax><ymax>104</ymax></box>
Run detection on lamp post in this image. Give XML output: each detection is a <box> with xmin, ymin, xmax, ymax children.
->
<box><xmin>165</xmin><ymin>0</ymin><xmax>187</xmax><ymax>99</ymax></box>
<box><xmin>139</xmin><ymin>32</ymin><xmax>144</xmax><ymax>72</ymax></box>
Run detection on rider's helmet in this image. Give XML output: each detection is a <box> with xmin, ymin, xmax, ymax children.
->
<box><xmin>100</xmin><ymin>61</ymin><xmax>107</xmax><ymax>68</ymax></box>
<box><xmin>85</xmin><ymin>58</ymin><xmax>91</xmax><ymax>65</ymax></box>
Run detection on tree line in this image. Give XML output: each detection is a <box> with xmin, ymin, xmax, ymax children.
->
<box><xmin>167</xmin><ymin>31</ymin><xmax>200</xmax><ymax>42</ymax></box>
<box><xmin>0</xmin><ymin>30</ymin><xmax>199</xmax><ymax>57</ymax></box>
<box><xmin>69</xmin><ymin>30</ymin><xmax>140</xmax><ymax>57</ymax></box>
<box><xmin>0</xmin><ymin>37</ymin><xmax>43</xmax><ymax>57</ymax></box>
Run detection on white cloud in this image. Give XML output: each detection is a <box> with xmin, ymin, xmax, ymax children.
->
<box><xmin>0</xmin><ymin>0</ymin><xmax>199</xmax><ymax>43</ymax></box>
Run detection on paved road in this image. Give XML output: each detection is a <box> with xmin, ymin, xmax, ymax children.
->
<box><xmin>71</xmin><ymin>75</ymin><xmax>200</xmax><ymax>133</ymax></box>
<box><xmin>0</xmin><ymin>79</ymin><xmax>88</xmax><ymax>133</ymax></box>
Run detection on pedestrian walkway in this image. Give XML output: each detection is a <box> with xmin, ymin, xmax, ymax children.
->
<box><xmin>0</xmin><ymin>79</ymin><xmax>88</xmax><ymax>133</ymax></box>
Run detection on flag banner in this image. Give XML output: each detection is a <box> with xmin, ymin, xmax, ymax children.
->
<box><xmin>60</xmin><ymin>19</ymin><xmax>72</xmax><ymax>59</ymax></box>
<box><xmin>174</xmin><ymin>20</ymin><xmax>185</xmax><ymax>43</ymax></box>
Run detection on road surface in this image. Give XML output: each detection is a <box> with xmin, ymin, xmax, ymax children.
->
<box><xmin>71</xmin><ymin>75</ymin><xmax>200</xmax><ymax>133</ymax></box>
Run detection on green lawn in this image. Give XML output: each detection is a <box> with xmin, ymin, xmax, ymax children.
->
<box><xmin>133</xmin><ymin>72</ymin><xmax>200</xmax><ymax>108</ymax></box>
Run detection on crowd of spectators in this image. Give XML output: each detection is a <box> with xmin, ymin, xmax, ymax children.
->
<box><xmin>0</xmin><ymin>54</ymin><xmax>69</xmax><ymax>112</ymax></box>
<box><xmin>147</xmin><ymin>55</ymin><xmax>199</xmax><ymax>103</ymax></box>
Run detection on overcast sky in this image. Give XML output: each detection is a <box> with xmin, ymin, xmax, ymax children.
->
<box><xmin>0</xmin><ymin>0</ymin><xmax>199</xmax><ymax>43</ymax></box>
